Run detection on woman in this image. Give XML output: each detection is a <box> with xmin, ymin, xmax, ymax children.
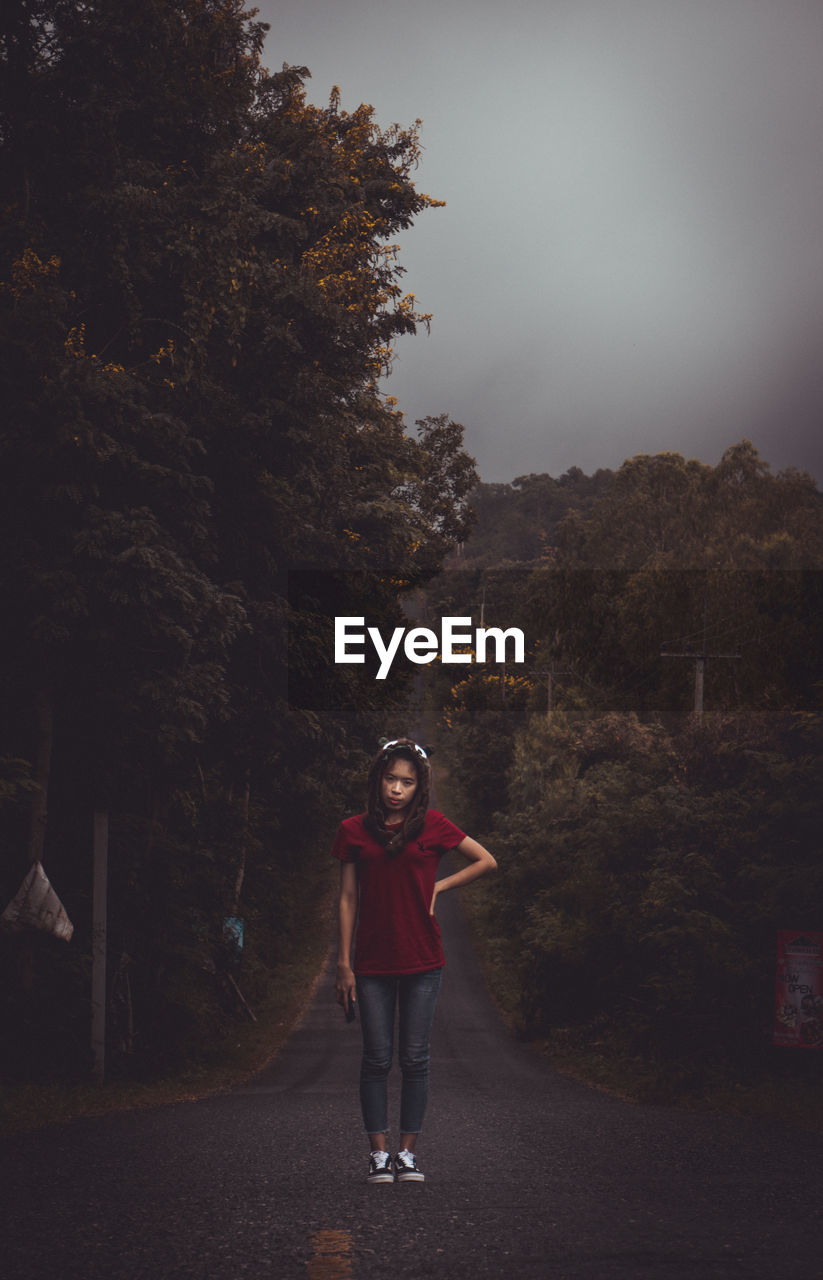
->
<box><xmin>333</xmin><ymin>737</ymin><xmax>497</xmax><ymax>1184</ymax></box>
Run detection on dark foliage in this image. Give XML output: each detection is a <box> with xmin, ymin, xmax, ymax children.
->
<box><xmin>0</xmin><ymin>0</ymin><xmax>476</xmax><ymax>1080</ymax></box>
<box><xmin>434</xmin><ymin>444</ymin><xmax>823</xmax><ymax>1078</ymax></box>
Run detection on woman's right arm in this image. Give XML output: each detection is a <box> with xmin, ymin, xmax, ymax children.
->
<box><xmin>335</xmin><ymin>861</ymin><xmax>358</xmax><ymax>1008</ymax></box>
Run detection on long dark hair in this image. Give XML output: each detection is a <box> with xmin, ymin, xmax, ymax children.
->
<box><xmin>364</xmin><ymin>738</ymin><xmax>431</xmax><ymax>857</ymax></box>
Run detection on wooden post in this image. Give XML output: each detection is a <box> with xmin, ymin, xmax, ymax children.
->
<box><xmin>694</xmin><ymin>656</ymin><xmax>706</xmax><ymax>717</ymax></box>
<box><xmin>92</xmin><ymin>810</ymin><xmax>109</xmax><ymax>1084</ymax></box>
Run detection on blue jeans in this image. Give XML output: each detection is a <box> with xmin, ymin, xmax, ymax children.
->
<box><xmin>356</xmin><ymin>969</ymin><xmax>443</xmax><ymax>1136</ymax></box>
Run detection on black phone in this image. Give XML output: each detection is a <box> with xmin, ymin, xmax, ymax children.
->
<box><xmin>344</xmin><ymin>993</ymin><xmax>356</xmax><ymax>1023</ymax></box>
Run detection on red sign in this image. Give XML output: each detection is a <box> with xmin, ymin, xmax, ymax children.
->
<box><xmin>774</xmin><ymin>931</ymin><xmax>823</xmax><ymax>1048</ymax></box>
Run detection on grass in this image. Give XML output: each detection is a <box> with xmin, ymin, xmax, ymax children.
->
<box><xmin>0</xmin><ymin>892</ymin><xmax>335</xmax><ymax>1136</ymax></box>
<box><xmin>458</xmin><ymin>881</ymin><xmax>823</xmax><ymax>1132</ymax></box>
<box><xmin>528</xmin><ymin>1020</ymin><xmax>823</xmax><ymax>1131</ymax></box>
<box><xmin>429</xmin><ymin>726</ymin><xmax>823</xmax><ymax>1132</ymax></box>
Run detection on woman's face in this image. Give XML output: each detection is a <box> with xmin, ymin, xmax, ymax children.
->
<box><xmin>380</xmin><ymin>754</ymin><xmax>418</xmax><ymax>818</ymax></box>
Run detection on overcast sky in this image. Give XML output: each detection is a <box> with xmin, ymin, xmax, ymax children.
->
<box><xmin>257</xmin><ymin>0</ymin><xmax>823</xmax><ymax>486</ymax></box>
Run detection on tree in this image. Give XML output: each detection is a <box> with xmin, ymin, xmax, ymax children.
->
<box><xmin>467</xmin><ymin>708</ymin><xmax>823</xmax><ymax>1079</ymax></box>
<box><xmin>0</xmin><ymin>0</ymin><xmax>477</xmax><ymax>1077</ymax></box>
<box><xmin>534</xmin><ymin>444</ymin><xmax>823</xmax><ymax>715</ymax></box>
<box><xmin>453</xmin><ymin>467</ymin><xmax>613</xmax><ymax>567</ymax></box>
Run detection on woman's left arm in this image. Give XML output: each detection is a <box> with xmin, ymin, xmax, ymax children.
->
<box><xmin>429</xmin><ymin>836</ymin><xmax>497</xmax><ymax>915</ymax></box>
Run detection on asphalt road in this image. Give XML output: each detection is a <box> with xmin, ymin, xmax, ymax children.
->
<box><xmin>3</xmin><ymin>890</ymin><xmax>822</xmax><ymax>1280</ymax></box>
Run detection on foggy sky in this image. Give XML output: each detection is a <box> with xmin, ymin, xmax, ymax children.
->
<box><xmin>258</xmin><ymin>0</ymin><xmax>823</xmax><ymax>486</ymax></box>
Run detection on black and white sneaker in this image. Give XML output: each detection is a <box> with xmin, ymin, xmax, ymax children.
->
<box><xmin>394</xmin><ymin>1149</ymin><xmax>425</xmax><ymax>1183</ymax></box>
<box><xmin>367</xmin><ymin>1150</ymin><xmax>395</xmax><ymax>1184</ymax></box>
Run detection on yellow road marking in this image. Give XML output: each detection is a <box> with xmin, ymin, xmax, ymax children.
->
<box><xmin>307</xmin><ymin>1229</ymin><xmax>354</xmax><ymax>1279</ymax></box>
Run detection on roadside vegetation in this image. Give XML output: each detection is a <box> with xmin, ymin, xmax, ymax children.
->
<box><xmin>0</xmin><ymin>876</ymin><xmax>335</xmax><ymax>1133</ymax></box>
<box><xmin>0</xmin><ymin>0</ymin><xmax>475</xmax><ymax>1113</ymax></box>
<box><xmin>428</xmin><ymin>445</ymin><xmax>823</xmax><ymax>1128</ymax></box>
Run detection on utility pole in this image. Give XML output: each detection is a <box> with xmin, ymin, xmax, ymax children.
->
<box><xmin>91</xmin><ymin>810</ymin><xmax>109</xmax><ymax>1084</ymax></box>
<box><xmin>534</xmin><ymin>666</ymin><xmax>571</xmax><ymax>722</ymax></box>
<box><xmin>660</xmin><ymin>649</ymin><xmax>738</xmax><ymax>716</ymax></box>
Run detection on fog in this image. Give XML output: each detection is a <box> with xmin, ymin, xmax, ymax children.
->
<box><xmin>259</xmin><ymin>0</ymin><xmax>823</xmax><ymax>484</ymax></box>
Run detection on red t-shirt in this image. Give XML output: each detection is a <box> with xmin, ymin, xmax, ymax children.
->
<box><xmin>331</xmin><ymin>809</ymin><xmax>466</xmax><ymax>975</ymax></box>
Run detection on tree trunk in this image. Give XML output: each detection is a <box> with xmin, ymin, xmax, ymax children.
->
<box><xmin>26</xmin><ymin>687</ymin><xmax>53</xmax><ymax>868</ymax></box>
<box><xmin>232</xmin><ymin>777</ymin><xmax>251</xmax><ymax>915</ymax></box>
